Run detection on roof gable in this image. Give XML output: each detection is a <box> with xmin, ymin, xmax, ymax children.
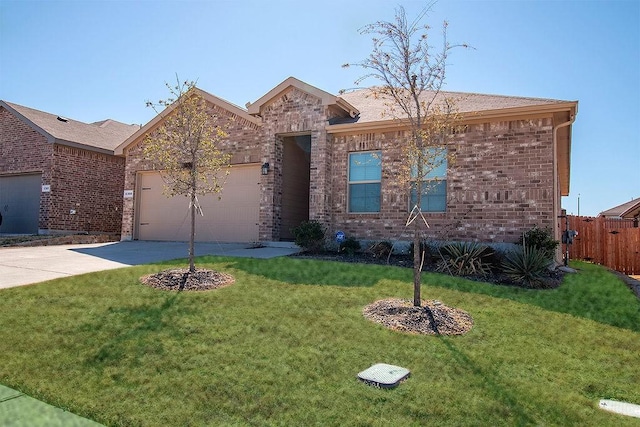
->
<box><xmin>1</xmin><ymin>100</ymin><xmax>138</xmax><ymax>154</ymax></box>
<box><xmin>621</xmin><ymin>199</ymin><xmax>640</xmax><ymax>219</ymax></box>
<box><xmin>246</xmin><ymin>77</ymin><xmax>358</xmax><ymax>118</ymax></box>
<box><xmin>600</xmin><ymin>197</ymin><xmax>640</xmax><ymax>218</ymax></box>
<box><xmin>115</xmin><ymin>87</ymin><xmax>261</xmax><ymax>156</ymax></box>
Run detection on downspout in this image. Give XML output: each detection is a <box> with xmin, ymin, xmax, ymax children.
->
<box><xmin>552</xmin><ymin>111</ymin><xmax>576</xmax><ymax>263</ymax></box>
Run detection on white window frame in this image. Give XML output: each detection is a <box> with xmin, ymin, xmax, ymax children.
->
<box><xmin>348</xmin><ymin>151</ymin><xmax>382</xmax><ymax>213</ymax></box>
<box><xmin>409</xmin><ymin>147</ymin><xmax>448</xmax><ymax>213</ymax></box>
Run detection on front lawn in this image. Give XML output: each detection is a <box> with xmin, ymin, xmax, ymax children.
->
<box><xmin>0</xmin><ymin>258</ymin><xmax>638</xmax><ymax>426</ymax></box>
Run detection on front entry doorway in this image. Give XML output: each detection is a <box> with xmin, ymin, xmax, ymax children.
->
<box><xmin>280</xmin><ymin>135</ymin><xmax>311</xmax><ymax>240</ymax></box>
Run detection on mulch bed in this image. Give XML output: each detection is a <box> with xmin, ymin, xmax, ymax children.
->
<box><xmin>290</xmin><ymin>251</ymin><xmax>565</xmax><ymax>289</ymax></box>
<box><xmin>363</xmin><ymin>298</ymin><xmax>474</xmax><ymax>335</ymax></box>
<box><xmin>291</xmin><ymin>251</ymin><xmax>413</xmax><ymax>268</ymax></box>
<box><xmin>140</xmin><ymin>268</ymin><xmax>235</xmax><ymax>291</ymax></box>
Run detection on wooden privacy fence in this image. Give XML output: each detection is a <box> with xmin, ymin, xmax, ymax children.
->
<box><xmin>566</xmin><ymin>215</ymin><xmax>640</xmax><ymax>275</ymax></box>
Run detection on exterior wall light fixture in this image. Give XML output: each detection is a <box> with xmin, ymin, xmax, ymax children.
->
<box><xmin>261</xmin><ymin>162</ymin><xmax>270</xmax><ymax>175</ymax></box>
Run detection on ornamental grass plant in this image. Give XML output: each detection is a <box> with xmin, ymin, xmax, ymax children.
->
<box><xmin>501</xmin><ymin>245</ymin><xmax>553</xmax><ymax>288</ymax></box>
<box><xmin>436</xmin><ymin>241</ymin><xmax>493</xmax><ymax>277</ymax></box>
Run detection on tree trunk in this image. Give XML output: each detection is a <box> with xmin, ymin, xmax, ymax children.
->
<box><xmin>413</xmin><ymin>165</ymin><xmax>424</xmax><ymax>307</ymax></box>
<box><xmin>413</xmin><ymin>220</ymin><xmax>421</xmax><ymax>306</ymax></box>
<box><xmin>189</xmin><ymin>188</ymin><xmax>196</xmax><ymax>273</ymax></box>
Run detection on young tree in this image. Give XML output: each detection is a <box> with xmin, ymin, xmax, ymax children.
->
<box><xmin>144</xmin><ymin>78</ymin><xmax>231</xmax><ymax>273</ymax></box>
<box><xmin>344</xmin><ymin>4</ymin><xmax>468</xmax><ymax>306</ymax></box>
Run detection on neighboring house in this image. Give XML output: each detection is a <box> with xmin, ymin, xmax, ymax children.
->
<box><xmin>599</xmin><ymin>197</ymin><xmax>640</xmax><ymax>221</ymax></box>
<box><xmin>0</xmin><ymin>101</ymin><xmax>138</xmax><ymax>235</ymax></box>
<box><xmin>116</xmin><ymin>77</ymin><xmax>578</xmax><ymax>250</ymax></box>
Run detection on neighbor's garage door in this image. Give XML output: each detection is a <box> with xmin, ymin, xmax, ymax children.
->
<box><xmin>0</xmin><ymin>173</ymin><xmax>41</xmax><ymax>234</ymax></box>
<box><xmin>136</xmin><ymin>165</ymin><xmax>260</xmax><ymax>242</ymax></box>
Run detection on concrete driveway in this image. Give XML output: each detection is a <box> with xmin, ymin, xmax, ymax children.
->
<box><xmin>0</xmin><ymin>241</ymin><xmax>299</xmax><ymax>289</ymax></box>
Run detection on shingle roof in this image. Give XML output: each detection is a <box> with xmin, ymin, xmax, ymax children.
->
<box><xmin>599</xmin><ymin>197</ymin><xmax>640</xmax><ymax>218</ymax></box>
<box><xmin>338</xmin><ymin>88</ymin><xmax>573</xmax><ymax>123</ymax></box>
<box><xmin>1</xmin><ymin>101</ymin><xmax>139</xmax><ymax>153</ymax></box>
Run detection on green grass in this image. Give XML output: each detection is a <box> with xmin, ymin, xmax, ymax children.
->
<box><xmin>0</xmin><ymin>258</ymin><xmax>638</xmax><ymax>426</ymax></box>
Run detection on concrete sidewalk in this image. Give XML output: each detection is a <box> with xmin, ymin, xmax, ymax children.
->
<box><xmin>0</xmin><ymin>240</ymin><xmax>299</xmax><ymax>289</ymax></box>
<box><xmin>0</xmin><ymin>384</ymin><xmax>103</xmax><ymax>426</ymax></box>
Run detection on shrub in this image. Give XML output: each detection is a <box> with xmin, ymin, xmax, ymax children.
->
<box><xmin>339</xmin><ymin>237</ymin><xmax>361</xmax><ymax>255</ymax></box>
<box><xmin>368</xmin><ymin>241</ymin><xmax>393</xmax><ymax>259</ymax></box>
<box><xmin>501</xmin><ymin>245</ymin><xmax>552</xmax><ymax>288</ymax></box>
<box><xmin>291</xmin><ymin>220</ymin><xmax>325</xmax><ymax>253</ymax></box>
<box><xmin>520</xmin><ymin>227</ymin><xmax>559</xmax><ymax>257</ymax></box>
<box><xmin>435</xmin><ymin>242</ymin><xmax>493</xmax><ymax>277</ymax></box>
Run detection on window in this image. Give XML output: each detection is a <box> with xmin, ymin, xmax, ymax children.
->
<box><xmin>348</xmin><ymin>151</ymin><xmax>381</xmax><ymax>213</ymax></box>
<box><xmin>409</xmin><ymin>148</ymin><xmax>447</xmax><ymax>212</ymax></box>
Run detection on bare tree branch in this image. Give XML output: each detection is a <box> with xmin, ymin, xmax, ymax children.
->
<box><xmin>345</xmin><ymin>5</ymin><xmax>470</xmax><ymax>307</ymax></box>
<box><xmin>144</xmin><ymin>77</ymin><xmax>232</xmax><ymax>272</ymax></box>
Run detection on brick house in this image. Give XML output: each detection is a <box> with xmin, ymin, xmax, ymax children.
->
<box><xmin>116</xmin><ymin>77</ymin><xmax>578</xmax><ymax>250</ymax></box>
<box><xmin>0</xmin><ymin>101</ymin><xmax>138</xmax><ymax>235</ymax></box>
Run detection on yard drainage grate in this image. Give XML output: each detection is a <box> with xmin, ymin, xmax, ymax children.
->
<box><xmin>599</xmin><ymin>399</ymin><xmax>640</xmax><ymax>418</ymax></box>
<box><xmin>357</xmin><ymin>363</ymin><xmax>410</xmax><ymax>388</ymax></box>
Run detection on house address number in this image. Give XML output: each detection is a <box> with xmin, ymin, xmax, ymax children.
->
<box><xmin>123</xmin><ymin>190</ymin><xmax>134</xmax><ymax>199</ymax></box>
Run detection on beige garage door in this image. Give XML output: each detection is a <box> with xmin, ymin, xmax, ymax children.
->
<box><xmin>136</xmin><ymin>165</ymin><xmax>260</xmax><ymax>242</ymax></box>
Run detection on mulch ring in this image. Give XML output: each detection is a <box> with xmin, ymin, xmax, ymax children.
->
<box><xmin>140</xmin><ymin>268</ymin><xmax>235</xmax><ymax>291</ymax></box>
<box><xmin>363</xmin><ymin>298</ymin><xmax>474</xmax><ymax>335</ymax></box>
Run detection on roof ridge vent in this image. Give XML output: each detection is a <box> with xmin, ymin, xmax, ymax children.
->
<box><xmin>56</xmin><ymin>116</ymin><xmax>69</xmax><ymax>122</ymax></box>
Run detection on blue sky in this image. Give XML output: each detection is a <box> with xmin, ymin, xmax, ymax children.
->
<box><xmin>1</xmin><ymin>0</ymin><xmax>638</xmax><ymax>216</ymax></box>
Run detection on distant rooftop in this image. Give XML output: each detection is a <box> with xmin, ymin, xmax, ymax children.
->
<box><xmin>600</xmin><ymin>197</ymin><xmax>640</xmax><ymax>219</ymax></box>
<box><xmin>1</xmin><ymin>101</ymin><xmax>139</xmax><ymax>153</ymax></box>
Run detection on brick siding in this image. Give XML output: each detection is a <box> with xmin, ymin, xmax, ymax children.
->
<box><xmin>256</xmin><ymin>87</ymin><xmax>334</xmax><ymax>240</ymax></box>
<box><xmin>329</xmin><ymin>118</ymin><xmax>557</xmax><ymax>244</ymax></box>
<box><xmin>48</xmin><ymin>145</ymin><xmax>125</xmax><ymax>233</ymax></box>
